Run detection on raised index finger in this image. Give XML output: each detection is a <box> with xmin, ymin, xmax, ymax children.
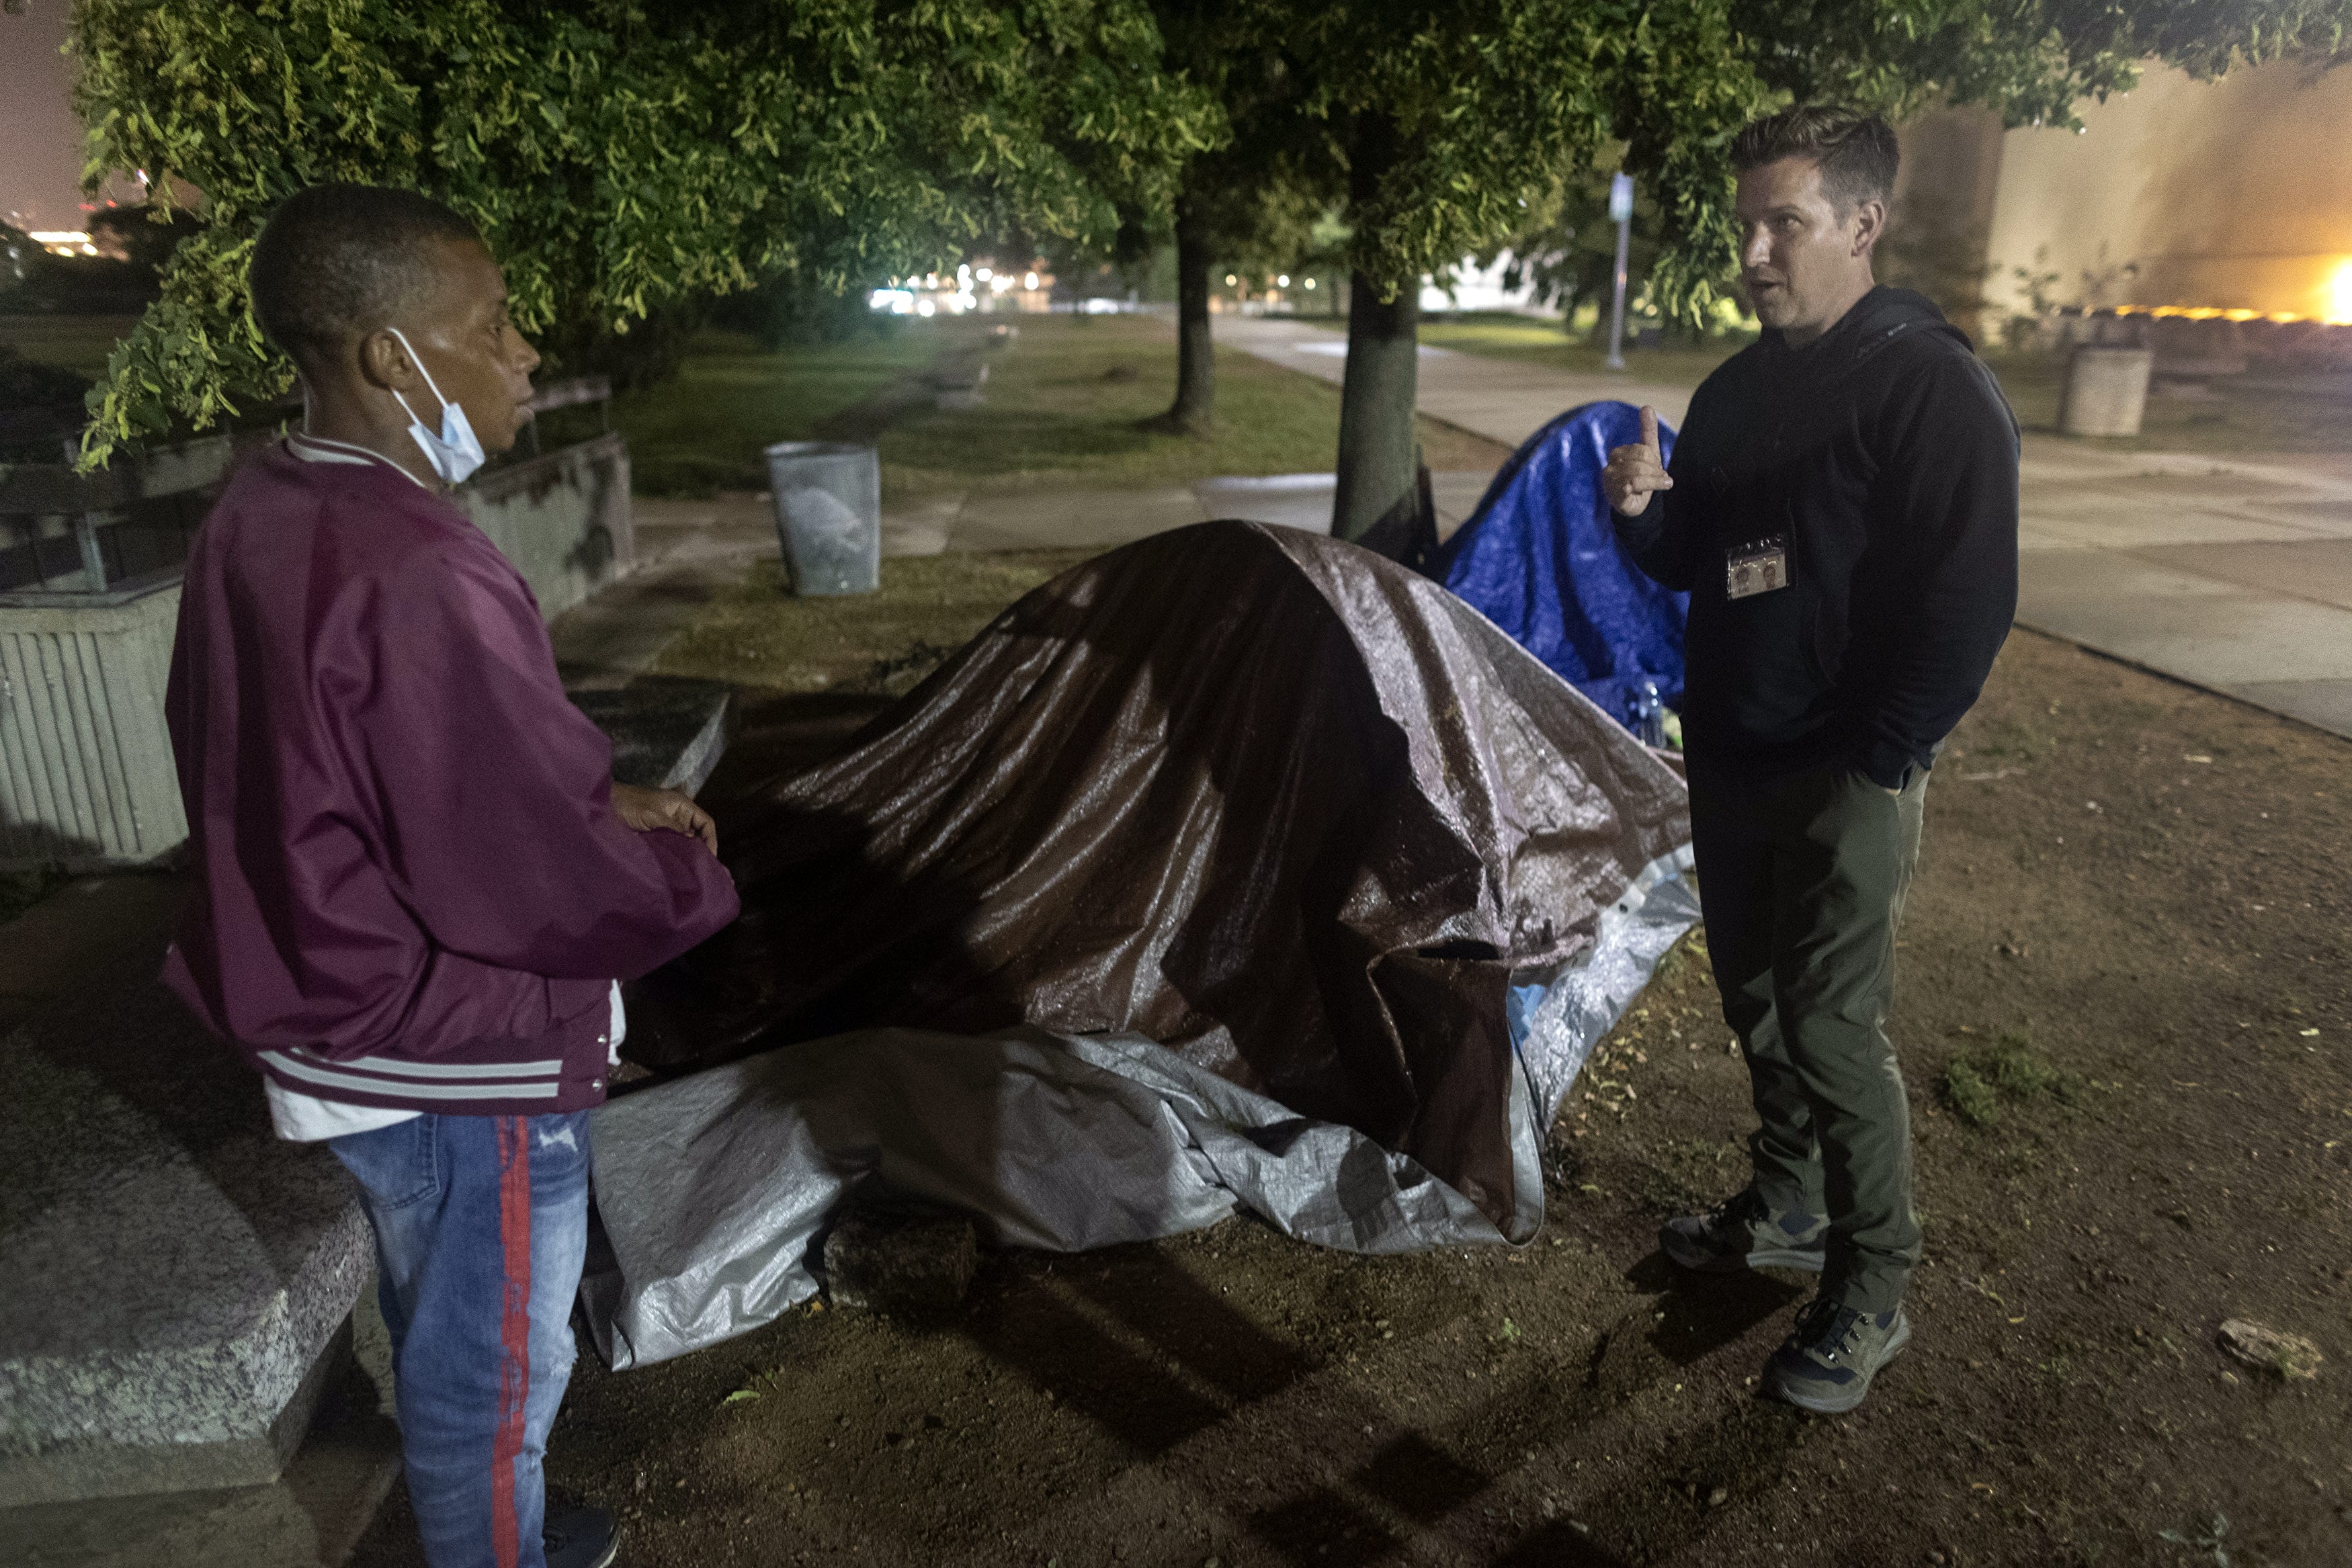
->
<box><xmin>1639</xmin><ymin>405</ymin><xmax>1660</xmax><ymax>456</ymax></box>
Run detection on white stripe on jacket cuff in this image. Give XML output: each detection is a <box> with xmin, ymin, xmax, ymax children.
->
<box><xmin>282</xmin><ymin>1046</ymin><xmax>564</xmax><ymax>1080</ymax></box>
<box><xmin>262</xmin><ymin>1051</ymin><xmax>564</xmax><ymax>1100</ymax></box>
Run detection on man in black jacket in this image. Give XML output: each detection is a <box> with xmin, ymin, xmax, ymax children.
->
<box><xmin>1604</xmin><ymin>105</ymin><xmax>2019</xmax><ymax>1413</ymax></box>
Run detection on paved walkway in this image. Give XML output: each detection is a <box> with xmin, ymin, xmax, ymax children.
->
<box><xmin>1216</xmin><ymin>314</ymin><xmax>1697</xmax><ymax>438</ymax></box>
<box><xmin>1216</xmin><ymin>314</ymin><xmax>2352</xmax><ymax>741</ymax></box>
<box><xmin>889</xmin><ymin>470</ymin><xmax>1497</xmax><ymax>554</ymax></box>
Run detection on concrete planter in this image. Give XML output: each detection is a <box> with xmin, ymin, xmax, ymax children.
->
<box><xmin>458</xmin><ymin>428</ymin><xmax>634</xmax><ymax>621</ymax></box>
<box><xmin>0</xmin><ymin>579</ymin><xmax>187</xmax><ymax>871</ymax></box>
<box><xmin>0</xmin><ymin>383</ymin><xmax>634</xmax><ymax>870</ymax></box>
<box><xmin>2058</xmin><ymin>345</ymin><xmax>2154</xmax><ymax>438</ymax></box>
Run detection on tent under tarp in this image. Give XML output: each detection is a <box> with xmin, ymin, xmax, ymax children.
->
<box><xmin>585</xmin><ymin>521</ymin><xmax>1694</xmax><ymax>1369</ymax></box>
<box><xmin>1431</xmin><ymin>401</ymin><xmax>1689</xmax><ymax>734</ymax></box>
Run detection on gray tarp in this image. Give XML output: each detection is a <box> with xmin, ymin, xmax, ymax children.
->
<box><xmin>581</xmin><ymin>523</ymin><xmax>1696</xmax><ymax>1369</ymax></box>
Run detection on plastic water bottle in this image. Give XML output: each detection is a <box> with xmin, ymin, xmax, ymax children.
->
<box><xmin>1634</xmin><ymin>681</ymin><xmax>1667</xmax><ymax>748</ymax></box>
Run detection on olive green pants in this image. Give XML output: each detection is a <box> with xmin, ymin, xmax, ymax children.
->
<box><xmin>1688</xmin><ymin>760</ymin><xmax>1928</xmax><ymax>1313</ymax></box>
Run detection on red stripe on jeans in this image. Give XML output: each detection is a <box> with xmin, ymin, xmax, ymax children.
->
<box><xmin>491</xmin><ymin>1115</ymin><xmax>534</xmax><ymax>1568</ymax></box>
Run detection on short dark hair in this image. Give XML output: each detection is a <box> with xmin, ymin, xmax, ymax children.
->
<box><xmin>249</xmin><ymin>183</ymin><xmax>481</xmax><ymax>365</ymax></box>
<box><xmin>1731</xmin><ymin>106</ymin><xmax>1899</xmax><ymax>213</ymax></box>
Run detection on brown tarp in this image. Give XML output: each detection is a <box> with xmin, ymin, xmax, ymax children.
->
<box><xmin>630</xmin><ymin>521</ymin><xmax>1687</xmax><ymax>1223</ymax></box>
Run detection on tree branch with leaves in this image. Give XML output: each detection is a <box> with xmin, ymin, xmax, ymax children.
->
<box><xmin>67</xmin><ymin>0</ymin><xmax>1218</xmax><ymax>466</ymax></box>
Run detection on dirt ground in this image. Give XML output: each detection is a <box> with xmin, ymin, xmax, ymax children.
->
<box><xmin>347</xmin><ymin>615</ymin><xmax>2351</xmax><ymax>1568</ymax></box>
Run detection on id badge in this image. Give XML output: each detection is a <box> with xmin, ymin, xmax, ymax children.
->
<box><xmin>1725</xmin><ymin>535</ymin><xmax>1793</xmax><ymax>600</ymax></box>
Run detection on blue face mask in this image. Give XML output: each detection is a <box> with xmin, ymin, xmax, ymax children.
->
<box><xmin>387</xmin><ymin>327</ymin><xmax>489</xmax><ymax>486</ymax></box>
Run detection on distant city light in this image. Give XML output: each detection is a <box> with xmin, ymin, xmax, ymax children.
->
<box><xmin>2327</xmin><ymin>259</ymin><xmax>2352</xmax><ymax>326</ymax></box>
<box><xmin>916</xmin><ymin>299</ymin><xmax>937</xmax><ymax>317</ymax></box>
<box><xmin>29</xmin><ymin>230</ymin><xmax>96</xmax><ymax>256</ymax></box>
<box><xmin>974</xmin><ymin>267</ymin><xmax>993</xmax><ymax>281</ymax></box>
<box><xmin>1277</xmin><ymin>275</ymin><xmax>1290</xmax><ymax>287</ymax></box>
<box><xmin>1023</xmin><ymin>271</ymin><xmax>1040</xmax><ymax>290</ymax></box>
<box><xmin>1303</xmin><ymin>279</ymin><xmax>1316</xmax><ymax>290</ymax></box>
<box><xmin>2108</xmin><ymin>302</ymin><xmax>2339</xmax><ymax>326</ymax></box>
<box><xmin>869</xmin><ymin>288</ymin><xmax>916</xmax><ymax>314</ymax></box>
<box><xmin>1224</xmin><ymin>274</ymin><xmax>1237</xmax><ymax>286</ymax></box>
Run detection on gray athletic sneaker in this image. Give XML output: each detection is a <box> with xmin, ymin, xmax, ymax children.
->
<box><xmin>1659</xmin><ymin>1187</ymin><xmax>1826</xmax><ymax>1274</ymax></box>
<box><xmin>1763</xmin><ymin>1297</ymin><xmax>1913</xmax><ymax>1413</ymax></box>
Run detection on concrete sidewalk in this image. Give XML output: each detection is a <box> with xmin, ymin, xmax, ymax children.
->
<box><xmin>1216</xmin><ymin>313</ymin><xmax>2352</xmax><ymax>741</ymax></box>
<box><xmin>895</xmin><ymin>470</ymin><xmax>1497</xmax><ymax>555</ymax></box>
<box><xmin>2011</xmin><ymin>445</ymin><xmax>2352</xmax><ymax>738</ymax></box>
<box><xmin>1216</xmin><ymin>314</ymin><xmax>1695</xmax><ymax>439</ymax></box>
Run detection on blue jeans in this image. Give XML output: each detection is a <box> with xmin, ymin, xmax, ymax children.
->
<box><xmin>331</xmin><ymin>1112</ymin><xmax>592</xmax><ymax>1568</ymax></box>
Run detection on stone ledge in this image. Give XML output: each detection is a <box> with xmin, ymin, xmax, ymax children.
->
<box><xmin>3</xmin><ymin>1312</ymin><xmax>401</xmax><ymax>1568</ymax></box>
<box><xmin>0</xmin><ymin>984</ymin><xmax>368</xmax><ymax>1508</ymax></box>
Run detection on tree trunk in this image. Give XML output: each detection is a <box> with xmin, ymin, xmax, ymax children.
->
<box><xmin>1332</xmin><ymin>114</ymin><xmax>1429</xmax><ymax>560</ymax></box>
<box><xmin>1331</xmin><ymin>269</ymin><xmax>1422</xmax><ymax>554</ymax></box>
<box><xmin>1165</xmin><ymin>202</ymin><xmax>1215</xmax><ymax>435</ymax></box>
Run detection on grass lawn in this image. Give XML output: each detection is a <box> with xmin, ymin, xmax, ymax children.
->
<box><xmin>646</xmin><ymin>548</ymin><xmax>1108</xmax><ymax>792</ymax></box>
<box><xmin>618</xmin><ymin>314</ymin><xmax>1507</xmax><ymax>500</ymax></box>
<box><xmin>1417</xmin><ymin>310</ymin><xmax>1749</xmax><ymax>390</ymax></box>
<box><xmin>610</xmin><ymin>327</ymin><xmax>941</xmax><ymax>496</ymax></box>
<box><xmin>653</xmin><ymin>551</ymin><xmax>1094</xmax><ymax>698</ymax></box>
<box><xmin>0</xmin><ymin>314</ymin><xmax>138</xmax><ymax>378</ymax></box>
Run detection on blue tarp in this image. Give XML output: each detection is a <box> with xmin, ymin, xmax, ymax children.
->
<box><xmin>1432</xmin><ymin>400</ymin><xmax>1687</xmax><ymax>733</ymax></box>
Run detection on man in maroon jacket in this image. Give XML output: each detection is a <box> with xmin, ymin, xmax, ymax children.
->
<box><xmin>163</xmin><ymin>183</ymin><xmax>739</xmax><ymax>1568</ymax></box>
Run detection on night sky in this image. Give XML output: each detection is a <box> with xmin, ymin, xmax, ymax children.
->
<box><xmin>1</xmin><ymin>1</ymin><xmax>97</xmax><ymax>232</ymax></box>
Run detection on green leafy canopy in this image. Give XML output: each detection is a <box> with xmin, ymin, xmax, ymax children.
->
<box><xmin>69</xmin><ymin>0</ymin><xmax>1220</xmax><ymax>466</ymax></box>
<box><xmin>1200</xmin><ymin>0</ymin><xmax>2351</xmax><ymax>321</ymax></box>
<box><xmin>67</xmin><ymin>0</ymin><xmax>2351</xmax><ymax>461</ymax></box>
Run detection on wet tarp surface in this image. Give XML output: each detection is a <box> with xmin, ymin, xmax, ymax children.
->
<box><xmin>1431</xmin><ymin>401</ymin><xmax>1689</xmax><ymax>733</ymax></box>
<box><xmin>587</xmin><ymin>522</ymin><xmax>1694</xmax><ymax>1368</ymax></box>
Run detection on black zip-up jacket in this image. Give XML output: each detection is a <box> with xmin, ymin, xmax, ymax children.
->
<box><xmin>1613</xmin><ymin>286</ymin><xmax>2019</xmax><ymax>788</ymax></box>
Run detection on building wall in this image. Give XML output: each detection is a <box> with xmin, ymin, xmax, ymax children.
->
<box><xmin>1886</xmin><ymin>104</ymin><xmax>2010</xmax><ymax>338</ymax></box>
<box><xmin>1975</xmin><ymin>59</ymin><xmax>2352</xmax><ymax>324</ymax></box>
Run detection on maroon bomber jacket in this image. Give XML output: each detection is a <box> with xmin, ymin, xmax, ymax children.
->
<box><xmin>161</xmin><ymin>441</ymin><xmax>739</xmax><ymax>1115</ymax></box>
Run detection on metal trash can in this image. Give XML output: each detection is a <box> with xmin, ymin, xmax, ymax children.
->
<box><xmin>763</xmin><ymin>441</ymin><xmax>880</xmax><ymax>595</ymax></box>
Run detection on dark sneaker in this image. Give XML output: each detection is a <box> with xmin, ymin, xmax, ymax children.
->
<box><xmin>1762</xmin><ymin>1297</ymin><xmax>1913</xmax><ymax>1413</ymax></box>
<box><xmin>544</xmin><ymin>1502</ymin><xmax>620</xmax><ymax>1568</ymax></box>
<box><xmin>1660</xmin><ymin>1188</ymin><xmax>1826</xmax><ymax>1274</ymax></box>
